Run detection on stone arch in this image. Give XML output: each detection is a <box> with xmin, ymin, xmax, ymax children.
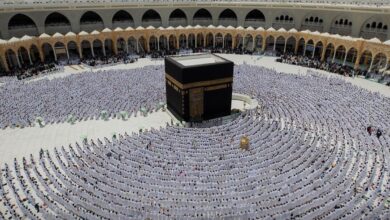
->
<box><xmin>334</xmin><ymin>45</ymin><xmax>347</xmax><ymax>63</ymax></box>
<box><xmin>324</xmin><ymin>43</ymin><xmax>335</xmax><ymax>61</ymax></box>
<box><xmin>179</xmin><ymin>34</ymin><xmax>187</xmax><ymax>49</ymax></box>
<box><xmin>275</xmin><ymin>36</ymin><xmax>286</xmax><ymax>53</ymax></box>
<box><xmin>358</xmin><ymin>50</ymin><xmax>372</xmax><ymax>71</ymax></box>
<box><xmin>313</xmin><ymin>41</ymin><xmax>324</xmax><ymax>58</ymax></box>
<box><xmin>344</xmin><ymin>47</ymin><xmax>358</xmax><ymax>66</ymax></box>
<box><xmin>244</xmin><ymin>9</ymin><xmax>265</xmax><ymax>28</ymax></box>
<box><xmin>42</xmin><ymin>43</ymin><xmax>55</xmax><ymax>62</ymax></box>
<box><xmin>193</xmin><ymin>9</ymin><xmax>212</xmax><ymax>26</ymax></box>
<box><xmin>80</xmin><ymin>11</ymin><xmax>104</xmax><ymax>32</ymax></box>
<box><xmin>304</xmin><ymin>39</ymin><xmax>315</xmax><ymax>57</ymax></box>
<box><xmin>81</xmin><ymin>40</ymin><xmax>93</xmax><ymax>58</ymax></box>
<box><xmin>206</xmin><ymin>33</ymin><xmax>214</xmax><ymax>48</ymax></box>
<box><xmin>224</xmin><ymin>33</ymin><xmax>233</xmax><ymax>49</ymax></box>
<box><xmin>235</xmin><ymin>34</ymin><xmax>243</xmax><ymax>49</ymax></box>
<box><xmin>67</xmin><ymin>41</ymin><xmax>80</xmax><ymax>62</ymax></box>
<box><xmin>215</xmin><ymin>33</ymin><xmax>223</xmax><ymax>48</ymax></box>
<box><xmin>297</xmin><ymin>38</ymin><xmax>306</xmax><ymax>55</ymax></box>
<box><xmin>92</xmin><ymin>39</ymin><xmax>104</xmax><ymax>57</ymax></box>
<box><xmin>105</xmin><ymin>38</ymin><xmax>115</xmax><ymax>55</ymax></box>
<box><xmin>17</xmin><ymin>47</ymin><xmax>30</xmax><ymax>66</ymax></box>
<box><xmin>45</xmin><ymin>12</ymin><xmax>71</xmax><ymax>35</ymax></box>
<box><xmin>244</xmin><ymin>34</ymin><xmax>254</xmax><ymax>51</ymax></box>
<box><xmin>8</xmin><ymin>13</ymin><xmax>38</xmax><ymax>37</ymax></box>
<box><xmin>159</xmin><ymin>35</ymin><xmax>168</xmax><ymax>51</ymax></box>
<box><xmin>142</xmin><ymin>9</ymin><xmax>162</xmax><ymax>27</ymax></box>
<box><xmin>117</xmin><ymin>37</ymin><xmax>127</xmax><ymax>53</ymax></box>
<box><xmin>127</xmin><ymin>37</ymin><xmax>137</xmax><ymax>54</ymax></box>
<box><xmin>5</xmin><ymin>49</ymin><xmax>19</xmax><ymax>69</ymax></box>
<box><xmin>372</xmin><ymin>53</ymin><xmax>387</xmax><ymax>72</ymax></box>
<box><xmin>54</xmin><ymin>41</ymin><xmax>67</xmax><ymax>63</ymax></box>
<box><xmin>149</xmin><ymin>36</ymin><xmax>158</xmax><ymax>51</ymax></box>
<box><xmin>112</xmin><ymin>10</ymin><xmax>134</xmax><ymax>29</ymax></box>
<box><xmin>169</xmin><ymin>35</ymin><xmax>177</xmax><ymax>50</ymax></box>
<box><xmin>265</xmin><ymin>35</ymin><xmax>275</xmax><ymax>51</ymax></box>
<box><xmin>285</xmin><ymin>36</ymin><xmax>296</xmax><ymax>54</ymax></box>
<box><xmin>254</xmin><ymin>35</ymin><xmax>263</xmax><ymax>52</ymax></box>
<box><xmin>188</xmin><ymin>33</ymin><xmax>196</xmax><ymax>48</ymax></box>
<box><xmin>169</xmin><ymin>9</ymin><xmax>187</xmax><ymax>27</ymax></box>
<box><xmin>219</xmin><ymin>9</ymin><xmax>237</xmax><ymax>27</ymax></box>
<box><xmin>196</xmin><ymin>33</ymin><xmax>204</xmax><ymax>48</ymax></box>
<box><xmin>30</xmin><ymin>44</ymin><xmax>41</xmax><ymax>63</ymax></box>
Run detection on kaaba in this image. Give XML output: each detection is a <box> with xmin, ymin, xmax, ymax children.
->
<box><xmin>165</xmin><ymin>54</ymin><xmax>234</xmax><ymax>122</ymax></box>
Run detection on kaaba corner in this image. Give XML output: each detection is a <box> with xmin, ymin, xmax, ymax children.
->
<box><xmin>165</xmin><ymin>53</ymin><xmax>234</xmax><ymax>122</ymax></box>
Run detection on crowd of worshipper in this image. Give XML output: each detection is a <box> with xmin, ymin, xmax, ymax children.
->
<box><xmin>0</xmin><ymin>64</ymin><xmax>389</xmax><ymax>219</ymax></box>
<box><xmin>2</xmin><ymin>61</ymin><xmax>62</xmax><ymax>80</ymax></box>
<box><xmin>0</xmin><ymin>65</ymin><xmax>165</xmax><ymax>129</ymax></box>
<box><xmin>277</xmin><ymin>53</ymin><xmax>390</xmax><ymax>86</ymax></box>
<box><xmin>81</xmin><ymin>52</ymin><xmax>139</xmax><ymax>67</ymax></box>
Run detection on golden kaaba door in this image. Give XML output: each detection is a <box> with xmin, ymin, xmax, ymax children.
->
<box><xmin>189</xmin><ymin>87</ymin><xmax>204</xmax><ymax>120</ymax></box>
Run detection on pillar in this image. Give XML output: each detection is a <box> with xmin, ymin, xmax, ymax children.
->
<box><xmin>195</xmin><ymin>36</ymin><xmax>197</xmax><ymax>48</ymax></box>
<box><xmin>78</xmin><ymin>44</ymin><xmax>83</xmax><ymax>59</ymax></box>
<box><xmin>186</xmin><ymin>36</ymin><xmax>188</xmax><ymax>48</ymax></box>
<box><xmin>91</xmin><ymin>42</ymin><xmax>95</xmax><ymax>57</ymax></box>
<box><xmin>294</xmin><ymin>40</ymin><xmax>299</xmax><ymax>54</ymax></box>
<box><xmin>65</xmin><ymin>46</ymin><xmax>69</xmax><ymax>60</ymax></box>
<box><xmin>213</xmin><ymin>35</ymin><xmax>215</xmax><ymax>48</ymax></box>
<box><xmin>28</xmin><ymin>51</ymin><xmax>33</xmax><ymax>65</ymax></box>
<box><xmin>273</xmin><ymin>39</ymin><xmax>276</xmax><ymax>51</ymax></box>
<box><xmin>332</xmin><ymin>50</ymin><xmax>336</xmax><ymax>63</ymax></box>
<box><xmin>368</xmin><ymin>58</ymin><xmax>374</xmax><ymax>72</ymax></box>
<box><xmin>303</xmin><ymin>43</ymin><xmax>307</xmax><ymax>56</ymax></box>
<box><xmin>1</xmin><ymin>56</ymin><xmax>10</xmax><ymax>72</ymax></box>
<box><xmin>53</xmin><ymin>47</ymin><xmax>57</xmax><ymax>62</ymax></box>
<box><xmin>354</xmin><ymin>53</ymin><xmax>361</xmax><ymax>70</ymax></box>
<box><xmin>262</xmin><ymin>37</ymin><xmax>266</xmax><ymax>51</ymax></box>
<box><xmin>343</xmin><ymin>52</ymin><xmax>348</xmax><ymax>65</ymax></box>
<box><xmin>283</xmin><ymin>40</ymin><xmax>287</xmax><ymax>53</ymax></box>
<box><xmin>136</xmin><ymin>39</ymin><xmax>139</xmax><ymax>53</ymax></box>
<box><xmin>39</xmin><ymin>47</ymin><xmax>45</xmax><ymax>62</ymax></box>
<box><xmin>320</xmin><ymin>47</ymin><xmax>327</xmax><ymax>62</ymax></box>
<box><xmin>157</xmin><ymin>38</ymin><xmax>160</xmax><ymax>51</ymax></box>
<box><xmin>16</xmin><ymin>53</ymin><xmax>21</xmax><ymax>68</ymax></box>
<box><xmin>312</xmin><ymin>46</ymin><xmax>316</xmax><ymax>58</ymax></box>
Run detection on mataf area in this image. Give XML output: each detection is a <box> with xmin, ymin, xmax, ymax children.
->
<box><xmin>1</xmin><ymin>0</ymin><xmax>390</xmax><ymax>218</ymax></box>
<box><xmin>0</xmin><ymin>55</ymin><xmax>389</xmax><ymax>219</ymax></box>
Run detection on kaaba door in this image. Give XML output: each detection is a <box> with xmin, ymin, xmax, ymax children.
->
<box><xmin>189</xmin><ymin>87</ymin><xmax>204</xmax><ymax>121</ymax></box>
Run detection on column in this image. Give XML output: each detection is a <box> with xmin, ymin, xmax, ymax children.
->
<box><xmin>354</xmin><ymin>53</ymin><xmax>361</xmax><ymax>70</ymax></box>
<box><xmin>213</xmin><ymin>35</ymin><xmax>215</xmax><ymax>48</ymax></box>
<box><xmin>303</xmin><ymin>43</ymin><xmax>307</xmax><ymax>56</ymax></box>
<box><xmin>320</xmin><ymin>47</ymin><xmax>327</xmax><ymax>62</ymax></box>
<box><xmin>53</xmin><ymin>47</ymin><xmax>57</xmax><ymax>61</ymax></box>
<box><xmin>157</xmin><ymin>38</ymin><xmax>160</xmax><ymax>51</ymax></box>
<box><xmin>91</xmin><ymin>43</ymin><xmax>95</xmax><ymax>57</ymax></box>
<box><xmin>273</xmin><ymin>39</ymin><xmax>276</xmax><ymax>51</ymax></box>
<box><xmin>343</xmin><ymin>53</ymin><xmax>347</xmax><ymax>65</ymax></box>
<box><xmin>332</xmin><ymin>50</ymin><xmax>336</xmax><ymax>63</ymax></box>
<box><xmin>252</xmin><ymin>39</ymin><xmax>255</xmax><ymax>51</ymax></box>
<box><xmin>125</xmin><ymin>41</ymin><xmax>129</xmax><ymax>53</ymax></box>
<box><xmin>262</xmin><ymin>37</ymin><xmax>266</xmax><ymax>51</ymax></box>
<box><xmin>294</xmin><ymin>40</ymin><xmax>299</xmax><ymax>54</ymax></box>
<box><xmin>186</xmin><ymin>36</ymin><xmax>188</xmax><ymax>48</ymax></box>
<box><xmin>195</xmin><ymin>36</ymin><xmax>197</xmax><ymax>48</ymax></box>
<box><xmin>368</xmin><ymin>58</ymin><xmax>374</xmax><ymax>72</ymax></box>
<box><xmin>222</xmin><ymin>36</ymin><xmax>225</xmax><ymax>49</ymax></box>
<box><xmin>283</xmin><ymin>40</ymin><xmax>287</xmax><ymax>53</ymax></box>
<box><xmin>136</xmin><ymin>39</ymin><xmax>139</xmax><ymax>53</ymax></box>
<box><xmin>242</xmin><ymin>37</ymin><xmax>245</xmax><ymax>50</ymax></box>
<box><xmin>312</xmin><ymin>47</ymin><xmax>316</xmax><ymax>58</ymax></box>
<box><xmin>65</xmin><ymin>46</ymin><xmax>69</xmax><ymax>60</ymax></box>
<box><xmin>16</xmin><ymin>53</ymin><xmax>21</xmax><ymax>68</ymax></box>
<box><xmin>167</xmin><ymin>40</ymin><xmax>170</xmax><ymax>51</ymax></box>
<box><xmin>78</xmin><ymin>45</ymin><xmax>83</xmax><ymax>59</ymax></box>
<box><xmin>1</xmin><ymin>56</ymin><xmax>10</xmax><ymax>72</ymax></box>
<box><xmin>28</xmin><ymin>51</ymin><xmax>33</xmax><ymax>65</ymax></box>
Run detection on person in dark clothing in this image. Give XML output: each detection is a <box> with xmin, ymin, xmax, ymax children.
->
<box><xmin>376</xmin><ymin>129</ymin><xmax>382</xmax><ymax>138</ymax></box>
<box><xmin>367</xmin><ymin>126</ymin><xmax>372</xmax><ymax>135</ymax></box>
